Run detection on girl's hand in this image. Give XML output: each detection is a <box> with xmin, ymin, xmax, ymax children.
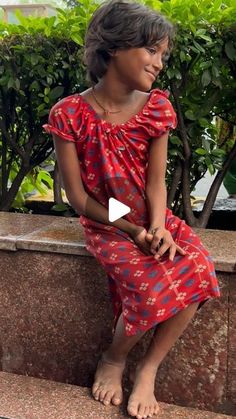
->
<box><xmin>130</xmin><ymin>226</ymin><xmax>153</xmax><ymax>256</ymax></box>
<box><xmin>145</xmin><ymin>227</ymin><xmax>186</xmax><ymax>261</ymax></box>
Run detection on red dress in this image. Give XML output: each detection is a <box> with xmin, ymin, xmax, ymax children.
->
<box><xmin>44</xmin><ymin>88</ymin><xmax>220</xmax><ymax>336</ymax></box>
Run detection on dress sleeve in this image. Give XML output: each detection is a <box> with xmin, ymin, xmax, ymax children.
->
<box><xmin>148</xmin><ymin>89</ymin><xmax>177</xmax><ymax>137</ymax></box>
<box><xmin>43</xmin><ymin>96</ymin><xmax>80</xmax><ymax>142</ymax></box>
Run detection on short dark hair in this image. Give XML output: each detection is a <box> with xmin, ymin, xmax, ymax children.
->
<box><xmin>84</xmin><ymin>0</ymin><xmax>175</xmax><ymax>84</ymax></box>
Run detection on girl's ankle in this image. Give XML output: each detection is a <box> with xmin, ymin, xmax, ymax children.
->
<box><xmin>136</xmin><ymin>359</ymin><xmax>159</xmax><ymax>377</ymax></box>
<box><xmin>102</xmin><ymin>350</ymin><xmax>127</xmax><ymax>366</ymax></box>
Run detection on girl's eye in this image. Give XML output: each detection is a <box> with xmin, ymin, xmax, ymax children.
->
<box><xmin>146</xmin><ymin>47</ymin><xmax>156</xmax><ymax>55</ymax></box>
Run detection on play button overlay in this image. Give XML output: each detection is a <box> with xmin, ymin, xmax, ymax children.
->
<box><xmin>108</xmin><ymin>197</ymin><xmax>131</xmax><ymax>222</ymax></box>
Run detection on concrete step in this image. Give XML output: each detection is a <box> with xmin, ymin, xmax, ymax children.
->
<box><xmin>0</xmin><ymin>372</ymin><xmax>232</xmax><ymax>419</ymax></box>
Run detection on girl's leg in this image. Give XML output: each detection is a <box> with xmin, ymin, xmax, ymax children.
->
<box><xmin>92</xmin><ymin>314</ymin><xmax>145</xmax><ymax>406</ymax></box>
<box><xmin>128</xmin><ymin>301</ymin><xmax>199</xmax><ymax>419</ymax></box>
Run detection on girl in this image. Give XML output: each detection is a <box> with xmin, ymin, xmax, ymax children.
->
<box><xmin>44</xmin><ymin>1</ymin><xmax>220</xmax><ymax>418</ymax></box>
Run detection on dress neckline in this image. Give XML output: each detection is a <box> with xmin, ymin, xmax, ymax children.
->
<box><xmin>78</xmin><ymin>89</ymin><xmax>156</xmax><ymax>130</ymax></box>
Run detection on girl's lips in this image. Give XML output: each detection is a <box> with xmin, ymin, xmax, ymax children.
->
<box><xmin>146</xmin><ymin>70</ymin><xmax>156</xmax><ymax>81</ymax></box>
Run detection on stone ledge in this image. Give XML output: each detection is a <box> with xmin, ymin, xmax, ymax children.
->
<box><xmin>0</xmin><ymin>372</ymin><xmax>232</xmax><ymax>419</ymax></box>
<box><xmin>0</xmin><ymin>213</ymin><xmax>55</xmax><ymax>251</ymax></box>
<box><xmin>0</xmin><ymin>222</ymin><xmax>235</xmax><ymax>413</ymax></box>
<box><xmin>0</xmin><ymin>212</ymin><xmax>236</xmax><ymax>272</ymax></box>
<box><xmin>0</xmin><ymin>212</ymin><xmax>235</xmax><ymax>272</ymax></box>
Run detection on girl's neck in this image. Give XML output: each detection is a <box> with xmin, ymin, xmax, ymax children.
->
<box><xmin>94</xmin><ymin>76</ymin><xmax>137</xmax><ymax>109</ymax></box>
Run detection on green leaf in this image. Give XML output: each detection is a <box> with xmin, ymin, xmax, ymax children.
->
<box><xmin>180</xmin><ymin>51</ymin><xmax>185</xmax><ymax>62</ymax></box>
<box><xmin>167</xmin><ymin>68</ymin><xmax>175</xmax><ymax>78</ymax></box>
<box><xmin>192</xmin><ymin>40</ymin><xmax>205</xmax><ymax>53</ymax></box>
<box><xmin>212</xmin><ymin>65</ymin><xmax>220</xmax><ymax>78</ymax></box>
<box><xmin>199</xmin><ymin>118</ymin><xmax>209</xmax><ymax>128</ymax></box>
<box><xmin>195</xmin><ymin>148</ymin><xmax>207</xmax><ymax>155</ymax></box>
<box><xmin>185</xmin><ymin>110</ymin><xmax>196</xmax><ymax>121</ymax></box>
<box><xmin>170</xmin><ymin>136</ymin><xmax>182</xmax><ymax>145</ymax></box>
<box><xmin>31</xmin><ymin>54</ymin><xmax>39</xmax><ymax>66</ymax></box>
<box><xmin>45</xmin><ymin>27</ymin><xmax>51</xmax><ymax>37</ymax></box>
<box><xmin>30</xmin><ymin>80</ymin><xmax>39</xmax><ymax>91</ymax></box>
<box><xmin>205</xmin><ymin>156</ymin><xmax>213</xmax><ymax>168</ymax></box>
<box><xmin>212</xmin><ymin>148</ymin><xmax>226</xmax><ymax>157</ymax></box>
<box><xmin>197</xmin><ymin>34</ymin><xmax>212</xmax><ymax>43</ymax></box>
<box><xmin>49</xmin><ymin>86</ymin><xmax>64</xmax><ymax>100</ymax></box>
<box><xmin>7</xmin><ymin>77</ymin><xmax>15</xmax><ymax>89</ymax></box>
<box><xmin>190</xmin><ymin>45</ymin><xmax>200</xmax><ymax>54</ymax></box>
<box><xmin>52</xmin><ymin>203</ymin><xmax>69</xmax><ymax>212</ymax></box>
<box><xmin>208</xmin><ymin>164</ymin><xmax>215</xmax><ymax>175</ymax></box>
<box><xmin>47</xmin><ymin>76</ymin><xmax>53</xmax><ymax>85</ymax></box>
<box><xmin>15</xmin><ymin>78</ymin><xmax>20</xmax><ymax>90</ymax></box>
<box><xmin>199</xmin><ymin>61</ymin><xmax>211</xmax><ymax>70</ymax></box>
<box><xmin>37</xmin><ymin>170</ymin><xmax>53</xmax><ymax>188</ymax></box>
<box><xmin>37</xmin><ymin>103</ymin><xmax>46</xmax><ymax>112</ymax></box>
<box><xmin>213</xmin><ymin>79</ymin><xmax>222</xmax><ymax>89</ymax></box>
<box><xmin>225</xmin><ymin>42</ymin><xmax>236</xmax><ymax>60</ymax></box>
<box><xmin>201</xmin><ymin>70</ymin><xmax>211</xmax><ymax>87</ymax></box>
<box><xmin>44</xmin><ymin>87</ymin><xmax>50</xmax><ymax>96</ymax></box>
<box><xmin>71</xmin><ymin>32</ymin><xmax>83</xmax><ymax>45</ymax></box>
<box><xmin>169</xmin><ymin>149</ymin><xmax>179</xmax><ymax>156</ymax></box>
<box><xmin>202</xmin><ymin>138</ymin><xmax>211</xmax><ymax>152</ymax></box>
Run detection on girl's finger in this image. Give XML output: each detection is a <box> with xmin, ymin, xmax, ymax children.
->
<box><xmin>150</xmin><ymin>237</ymin><xmax>163</xmax><ymax>254</ymax></box>
<box><xmin>176</xmin><ymin>245</ymin><xmax>187</xmax><ymax>255</ymax></box>
<box><xmin>154</xmin><ymin>243</ymin><xmax>171</xmax><ymax>259</ymax></box>
<box><xmin>145</xmin><ymin>232</ymin><xmax>153</xmax><ymax>243</ymax></box>
<box><xmin>169</xmin><ymin>245</ymin><xmax>176</xmax><ymax>261</ymax></box>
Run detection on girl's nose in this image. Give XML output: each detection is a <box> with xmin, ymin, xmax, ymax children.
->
<box><xmin>153</xmin><ymin>53</ymin><xmax>163</xmax><ymax>71</ymax></box>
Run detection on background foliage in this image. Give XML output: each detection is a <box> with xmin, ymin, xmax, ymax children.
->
<box><xmin>0</xmin><ymin>0</ymin><xmax>235</xmax><ymax>225</ymax></box>
<box><xmin>148</xmin><ymin>0</ymin><xmax>236</xmax><ymax>225</ymax></box>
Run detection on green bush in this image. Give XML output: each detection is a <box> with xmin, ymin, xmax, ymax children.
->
<box><xmin>0</xmin><ymin>0</ymin><xmax>236</xmax><ymax>226</ymax></box>
<box><xmin>149</xmin><ymin>0</ymin><xmax>236</xmax><ymax>225</ymax></box>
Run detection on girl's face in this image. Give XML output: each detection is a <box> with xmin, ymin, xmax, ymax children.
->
<box><xmin>110</xmin><ymin>37</ymin><xmax>169</xmax><ymax>91</ymax></box>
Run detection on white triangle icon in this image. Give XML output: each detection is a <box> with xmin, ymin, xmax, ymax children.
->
<box><xmin>108</xmin><ymin>197</ymin><xmax>131</xmax><ymax>222</ymax></box>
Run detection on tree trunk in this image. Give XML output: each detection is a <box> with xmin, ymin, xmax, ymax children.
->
<box><xmin>167</xmin><ymin>160</ymin><xmax>182</xmax><ymax>208</ymax></box>
<box><xmin>53</xmin><ymin>161</ymin><xmax>63</xmax><ymax>204</ymax></box>
<box><xmin>0</xmin><ymin>166</ymin><xmax>29</xmax><ymax>211</ymax></box>
<box><xmin>198</xmin><ymin>141</ymin><xmax>236</xmax><ymax>227</ymax></box>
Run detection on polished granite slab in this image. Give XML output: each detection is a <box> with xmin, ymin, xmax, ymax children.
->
<box><xmin>0</xmin><ymin>212</ymin><xmax>57</xmax><ymax>251</ymax></box>
<box><xmin>0</xmin><ymin>212</ymin><xmax>235</xmax><ymax>272</ymax></box>
<box><xmin>0</xmin><ymin>372</ymin><xmax>232</xmax><ymax>419</ymax></box>
<box><xmin>0</xmin><ymin>212</ymin><xmax>235</xmax><ymax>414</ymax></box>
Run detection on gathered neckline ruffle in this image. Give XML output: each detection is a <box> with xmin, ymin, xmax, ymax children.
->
<box><xmin>74</xmin><ymin>88</ymin><xmax>170</xmax><ymax>132</ymax></box>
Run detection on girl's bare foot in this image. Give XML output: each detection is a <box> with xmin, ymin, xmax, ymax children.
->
<box><xmin>128</xmin><ymin>363</ymin><xmax>160</xmax><ymax>419</ymax></box>
<box><xmin>92</xmin><ymin>352</ymin><xmax>125</xmax><ymax>407</ymax></box>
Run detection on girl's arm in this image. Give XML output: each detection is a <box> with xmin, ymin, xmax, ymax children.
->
<box><xmin>53</xmin><ymin>134</ymin><xmax>139</xmax><ymax>237</ymax></box>
<box><xmin>145</xmin><ymin>133</ymin><xmax>186</xmax><ymax>260</ymax></box>
<box><xmin>145</xmin><ymin>132</ymin><xmax>168</xmax><ymax>230</ymax></box>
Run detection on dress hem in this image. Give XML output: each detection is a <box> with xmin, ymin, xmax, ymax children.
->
<box><xmin>115</xmin><ymin>292</ymin><xmax>220</xmax><ymax>337</ymax></box>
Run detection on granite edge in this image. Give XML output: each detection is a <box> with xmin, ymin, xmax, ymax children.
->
<box><xmin>0</xmin><ymin>216</ymin><xmax>235</xmax><ymax>272</ymax></box>
<box><xmin>0</xmin><ymin>372</ymin><xmax>232</xmax><ymax>419</ymax></box>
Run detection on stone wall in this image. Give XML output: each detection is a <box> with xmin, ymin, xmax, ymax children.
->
<box><xmin>0</xmin><ymin>213</ymin><xmax>235</xmax><ymax>415</ymax></box>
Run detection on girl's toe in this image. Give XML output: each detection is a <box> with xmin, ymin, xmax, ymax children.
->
<box><xmin>128</xmin><ymin>402</ymin><xmax>138</xmax><ymax>417</ymax></box>
<box><xmin>99</xmin><ymin>388</ymin><xmax>107</xmax><ymax>402</ymax></box>
<box><xmin>144</xmin><ymin>406</ymin><xmax>150</xmax><ymax>418</ymax></box>
<box><xmin>137</xmin><ymin>404</ymin><xmax>145</xmax><ymax>419</ymax></box>
<box><xmin>112</xmin><ymin>390</ymin><xmax>123</xmax><ymax>405</ymax></box>
<box><xmin>148</xmin><ymin>405</ymin><xmax>154</xmax><ymax>417</ymax></box>
<box><xmin>92</xmin><ymin>382</ymin><xmax>100</xmax><ymax>396</ymax></box>
<box><xmin>103</xmin><ymin>390</ymin><xmax>113</xmax><ymax>405</ymax></box>
<box><xmin>154</xmin><ymin>403</ymin><xmax>160</xmax><ymax>415</ymax></box>
<box><xmin>93</xmin><ymin>387</ymin><xmax>101</xmax><ymax>401</ymax></box>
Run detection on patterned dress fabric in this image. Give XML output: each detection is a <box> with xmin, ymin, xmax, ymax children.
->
<box><xmin>44</xmin><ymin>88</ymin><xmax>220</xmax><ymax>336</ymax></box>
